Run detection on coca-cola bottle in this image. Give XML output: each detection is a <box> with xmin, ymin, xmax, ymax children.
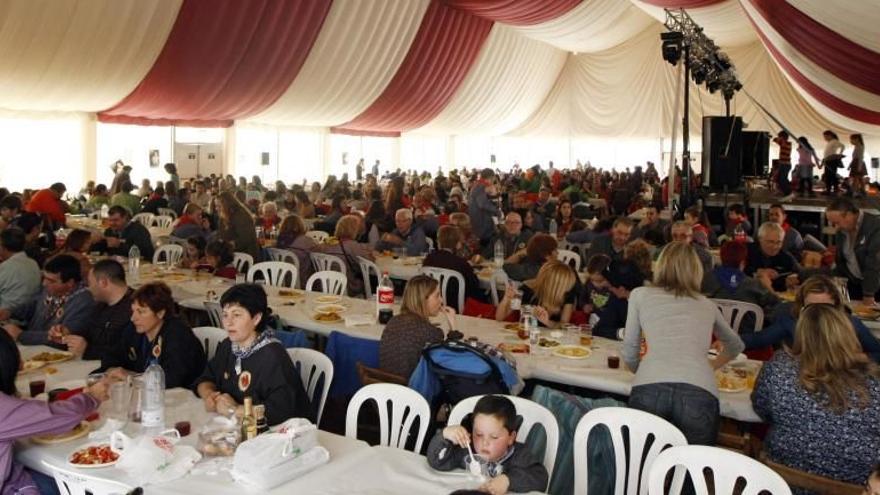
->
<box><xmin>376</xmin><ymin>272</ymin><xmax>394</xmax><ymax>323</ymax></box>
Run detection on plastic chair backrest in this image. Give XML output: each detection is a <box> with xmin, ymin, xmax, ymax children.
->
<box><xmin>157</xmin><ymin>207</ymin><xmax>177</xmax><ymax>219</ymax></box>
<box><xmin>574</xmin><ymin>406</ymin><xmax>688</xmax><ymax>495</ymax></box>
<box><xmin>357</xmin><ymin>256</ymin><xmax>381</xmax><ymax>299</ymax></box>
<box><xmin>287</xmin><ymin>348</ymin><xmax>334</xmax><ymax>425</ymax></box>
<box><xmin>488</xmin><ymin>269</ymin><xmax>509</xmax><ymax>307</ymax></box>
<box><xmin>711</xmin><ymin>298</ymin><xmax>764</xmax><ymax>334</ymax></box>
<box><xmin>152</xmin><ymin>243</ymin><xmax>184</xmax><ymax>265</ymax></box>
<box><xmin>151</xmin><ymin>215</ymin><xmax>174</xmax><ymax>229</ymax></box>
<box><xmin>557</xmin><ymin>248</ymin><xmax>581</xmax><ymax>272</ymax></box>
<box><xmin>311</xmin><ymin>252</ymin><xmax>347</xmax><ymax>275</ymax></box>
<box><xmin>266</xmin><ymin>248</ymin><xmax>301</xmax><ymax>288</ymax></box>
<box><xmin>132</xmin><ymin>212</ymin><xmax>154</xmax><ymax>227</ymax></box>
<box><xmin>204</xmin><ymin>301</ymin><xmax>223</xmax><ymax>328</ymax></box>
<box><xmin>449</xmin><ymin>394</ymin><xmax>559</xmax><ymax>488</ymax></box>
<box><xmin>419</xmin><ymin>266</ymin><xmax>465</xmax><ymax>313</ymax></box>
<box><xmin>43</xmin><ymin>460</ymin><xmax>133</xmax><ymax>495</ymax></box>
<box><xmin>425</xmin><ymin>236</ymin><xmax>434</xmax><ymax>252</ymax></box>
<box><xmin>232</xmin><ymin>252</ymin><xmax>254</xmax><ymax>274</ymax></box>
<box><xmin>345</xmin><ymin>383</ymin><xmax>430</xmax><ymax>453</ymax></box>
<box><xmin>193</xmin><ymin>326</ymin><xmax>227</xmax><ymax>360</ymax></box>
<box><xmin>247</xmin><ymin>261</ymin><xmax>297</xmax><ymax>288</ymax></box>
<box><xmin>306</xmin><ymin>270</ymin><xmax>347</xmax><ymax>295</ymax></box>
<box><xmin>306</xmin><ymin>230</ymin><xmax>329</xmax><ymax>243</ymax></box>
<box><xmin>647</xmin><ymin>445</ymin><xmax>792</xmax><ymax>495</ymax></box>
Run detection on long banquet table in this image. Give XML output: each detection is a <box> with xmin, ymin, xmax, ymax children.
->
<box><xmin>15</xmin><ymin>346</ymin><xmax>538</xmax><ymax>494</ymax></box>
<box><xmin>133</xmin><ymin>264</ymin><xmax>762</xmax><ymax>423</ymax></box>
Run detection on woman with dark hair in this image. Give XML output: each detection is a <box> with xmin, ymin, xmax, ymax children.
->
<box><xmin>821</xmin><ymin>130</ymin><xmax>845</xmax><ymax>196</ymax></box>
<box><xmin>276</xmin><ymin>214</ymin><xmax>317</xmax><ymax>285</ymax></box>
<box><xmin>164</xmin><ymin>162</ymin><xmax>180</xmax><ymax>190</ymax></box>
<box><xmin>195</xmin><ymin>284</ymin><xmax>312</xmax><ymax>425</ymax></box>
<box><xmin>216</xmin><ymin>191</ymin><xmax>259</xmax><ymax>259</ymax></box>
<box><xmin>555</xmin><ymin>199</ymin><xmax>573</xmax><ymax>239</ymax></box>
<box><xmin>57</xmin><ymin>228</ymin><xmax>93</xmax><ymax>279</ymax></box>
<box><xmin>295</xmin><ymin>190</ymin><xmax>316</xmax><ymax>219</ymax></box>
<box><xmin>99</xmin><ymin>282</ymin><xmax>206</xmax><ymax>388</ymax></box>
<box><xmin>0</xmin><ymin>330</ymin><xmax>109</xmax><ymax>494</ymax></box>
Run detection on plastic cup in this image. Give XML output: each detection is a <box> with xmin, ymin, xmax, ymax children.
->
<box><xmin>607</xmin><ymin>354</ymin><xmax>620</xmax><ymax>369</ymax></box>
<box><xmin>579</xmin><ymin>325</ymin><xmax>593</xmax><ymax>347</ymax></box>
<box><xmin>29</xmin><ymin>380</ymin><xmax>46</xmax><ymax>398</ymax></box>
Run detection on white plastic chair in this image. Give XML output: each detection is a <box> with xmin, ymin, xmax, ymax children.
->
<box><xmin>152</xmin><ymin>243</ymin><xmax>184</xmax><ymax>265</ymax></box>
<box><xmin>204</xmin><ymin>301</ymin><xmax>223</xmax><ymax>328</ymax></box>
<box><xmin>711</xmin><ymin>298</ymin><xmax>764</xmax><ymax>334</ymax></box>
<box><xmin>306</xmin><ymin>230</ymin><xmax>329</xmax><ymax>243</ymax></box>
<box><xmin>424</xmin><ymin>236</ymin><xmax>434</xmax><ymax>252</ymax></box>
<box><xmin>266</xmin><ymin>248</ymin><xmax>301</xmax><ymax>287</ymax></box>
<box><xmin>247</xmin><ymin>261</ymin><xmax>297</xmax><ymax>288</ymax></box>
<box><xmin>131</xmin><ymin>212</ymin><xmax>155</xmax><ymax>227</ymax></box>
<box><xmin>487</xmin><ymin>269</ymin><xmax>510</xmax><ymax>307</ymax></box>
<box><xmin>357</xmin><ymin>256</ymin><xmax>381</xmax><ymax>299</ymax></box>
<box><xmin>232</xmin><ymin>252</ymin><xmax>254</xmax><ymax>274</ymax></box>
<box><xmin>151</xmin><ymin>215</ymin><xmax>174</xmax><ymax>229</ymax></box>
<box><xmin>43</xmin><ymin>460</ymin><xmax>133</xmax><ymax>495</ymax></box>
<box><xmin>306</xmin><ymin>270</ymin><xmax>347</xmax><ymax>295</ymax></box>
<box><xmin>419</xmin><ymin>266</ymin><xmax>465</xmax><ymax>312</ymax></box>
<box><xmin>157</xmin><ymin>207</ymin><xmax>177</xmax><ymax>219</ymax></box>
<box><xmin>557</xmin><ymin>248</ymin><xmax>582</xmax><ymax>272</ymax></box>
<box><xmin>345</xmin><ymin>383</ymin><xmax>431</xmax><ymax>453</ymax></box>
<box><xmin>287</xmin><ymin>348</ymin><xmax>334</xmax><ymax>425</ymax></box>
<box><xmin>311</xmin><ymin>252</ymin><xmax>347</xmax><ymax>275</ymax></box>
<box><xmin>648</xmin><ymin>445</ymin><xmax>792</xmax><ymax>495</ymax></box>
<box><xmin>449</xmin><ymin>395</ymin><xmax>559</xmax><ymax>487</ymax></box>
<box><xmin>574</xmin><ymin>407</ymin><xmax>688</xmax><ymax>495</ymax></box>
<box><xmin>193</xmin><ymin>326</ymin><xmax>227</xmax><ymax>360</ymax></box>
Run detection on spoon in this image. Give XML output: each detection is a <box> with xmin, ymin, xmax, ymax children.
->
<box><xmin>465</xmin><ymin>441</ymin><xmax>482</xmax><ymax>477</ymax></box>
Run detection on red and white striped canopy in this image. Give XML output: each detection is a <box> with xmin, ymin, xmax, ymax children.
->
<box><xmin>0</xmin><ymin>0</ymin><xmax>876</xmax><ymax>138</ymax></box>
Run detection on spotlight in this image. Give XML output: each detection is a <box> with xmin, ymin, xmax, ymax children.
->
<box><xmin>660</xmin><ymin>31</ymin><xmax>684</xmax><ymax>65</ymax></box>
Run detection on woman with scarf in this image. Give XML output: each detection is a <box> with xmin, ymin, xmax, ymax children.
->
<box><xmin>195</xmin><ymin>284</ymin><xmax>312</xmax><ymax>426</ymax></box>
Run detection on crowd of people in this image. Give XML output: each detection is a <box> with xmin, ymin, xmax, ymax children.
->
<box><xmin>1</xmin><ymin>156</ymin><xmax>879</xmax><ymax>493</ymax></box>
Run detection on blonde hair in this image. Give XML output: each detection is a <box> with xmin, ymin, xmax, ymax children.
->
<box><xmin>525</xmin><ymin>261</ymin><xmax>576</xmax><ymax>314</ymax></box>
<box><xmin>400</xmin><ymin>275</ymin><xmax>439</xmax><ymax>320</ymax></box>
<box><xmin>792</xmin><ymin>304</ymin><xmax>880</xmax><ymax>412</ymax></box>
<box><xmin>334</xmin><ymin>215</ymin><xmax>360</xmax><ymax>240</ymax></box>
<box><xmin>653</xmin><ymin>241</ymin><xmax>702</xmax><ymax>298</ymax></box>
<box><xmin>449</xmin><ymin>212</ymin><xmax>472</xmax><ymax>234</ymax></box>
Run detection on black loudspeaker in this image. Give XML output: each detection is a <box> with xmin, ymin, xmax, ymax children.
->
<box><xmin>741</xmin><ymin>131</ymin><xmax>770</xmax><ymax>177</ymax></box>
<box><xmin>702</xmin><ymin>116</ymin><xmax>743</xmax><ymax>190</ymax></box>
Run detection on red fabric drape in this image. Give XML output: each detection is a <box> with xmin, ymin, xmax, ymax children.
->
<box><xmin>331</xmin><ymin>0</ymin><xmax>493</xmax><ymax>137</ymax></box>
<box><xmin>443</xmin><ymin>0</ymin><xmax>582</xmax><ymax>26</ymax></box>
<box><xmin>747</xmin><ymin>0</ymin><xmax>880</xmax><ymax>96</ymax></box>
<box><xmin>98</xmin><ymin>0</ymin><xmax>332</xmax><ymax>127</ymax></box>
<box><xmin>637</xmin><ymin>0</ymin><xmax>725</xmax><ymax>8</ymax></box>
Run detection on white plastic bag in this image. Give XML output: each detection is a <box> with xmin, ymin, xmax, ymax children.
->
<box><xmin>110</xmin><ymin>429</ymin><xmax>202</xmax><ymax>485</ymax></box>
<box><xmin>232</xmin><ymin>418</ymin><xmax>317</xmax><ymax>473</ymax></box>
<box><xmin>231</xmin><ymin>446</ymin><xmax>329</xmax><ymax>490</ymax></box>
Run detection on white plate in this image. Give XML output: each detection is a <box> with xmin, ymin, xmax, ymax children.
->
<box><xmin>315</xmin><ymin>304</ymin><xmax>346</xmax><ymax>315</ymax></box>
<box><xmin>68</xmin><ymin>443</ymin><xmax>120</xmax><ymax>469</ymax></box>
<box><xmin>314</xmin><ymin>295</ymin><xmax>342</xmax><ymax>304</ymax></box>
<box><xmin>552</xmin><ymin>345</ymin><xmax>592</xmax><ymax>360</ymax></box>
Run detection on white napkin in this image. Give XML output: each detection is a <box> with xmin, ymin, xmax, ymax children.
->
<box><xmin>344</xmin><ymin>314</ymin><xmax>375</xmax><ymax>327</ymax></box>
<box><xmin>88</xmin><ymin>418</ymin><xmax>126</xmax><ymax>441</ymax></box>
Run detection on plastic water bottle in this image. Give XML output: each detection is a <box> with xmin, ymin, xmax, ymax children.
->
<box><xmin>128</xmin><ymin>245</ymin><xmax>140</xmax><ymax>284</ymax></box>
<box><xmin>100</xmin><ymin>203</ymin><xmax>109</xmax><ymax>219</ymax></box>
<box><xmin>376</xmin><ymin>272</ymin><xmax>394</xmax><ymax>319</ymax></box>
<box><xmin>549</xmin><ymin>219</ymin><xmax>558</xmax><ymax>238</ymax></box>
<box><xmin>141</xmin><ymin>362</ymin><xmax>165</xmax><ymax>432</ymax></box>
<box><xmin>734</xmin><ymin>223</ymin><xmax>746</xmax><ymax>243</ymax></box>
<box><xmin>493</xmin><ymin>239</ymin><xmax>505</xmax><ymax>267</ymax></box>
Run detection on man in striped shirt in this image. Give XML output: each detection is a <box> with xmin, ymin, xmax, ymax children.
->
<box><xmin>773</xmin><ymin>131</ymin><xmax>793</xmax><ymax>195</ymax></box>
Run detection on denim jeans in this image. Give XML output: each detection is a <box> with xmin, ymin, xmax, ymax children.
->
<box><xmin>628</xmin><ymin>382</ymin><xmax>720</xmax><ymax>445</ymax></box>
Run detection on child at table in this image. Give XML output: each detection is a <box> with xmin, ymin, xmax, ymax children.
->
<box><xmin>427</xmin><ymin>395</ymin><xmax>547</xmax><ymax>494</ymax></box>
<box><xmin>200</xmin><ymin>240</ymin><xmax>238</xmax><ymax>279</ymax></box>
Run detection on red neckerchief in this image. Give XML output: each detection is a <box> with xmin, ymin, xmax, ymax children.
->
<box><xmin>781</xmin><ymin>222</ymin><xmax>791</xmax><ymax>233</ymax></box>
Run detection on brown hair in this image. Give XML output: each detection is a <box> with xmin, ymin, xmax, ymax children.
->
<box><xmin>437</xmin><ymin>225</ymin><xmax>462</xmax><ymax>250</ymax></box>
<box><xmin>792</xmin><ymin>304</ymin><xmax>880</xmax><ymax>412</ymax></box>
<box><xmin>624</xmin><ymin>239</ymin><xmax>653</xmax><ymax>280</ymax></box>
<box><xmin>525</xmin><ymin>234</ymin><xmax>558</xmax><ymax>264</ymax></box>
<box><xmin>585</xmin><ymin>254</ymin><xmax>612</xmax><ymax>275</ymax></box>
<box><xmin>400</xmin><ymin>275</ymin><xmax>439</xmax><ymax>320</ymax></box>
<box><xmin>791</xmin><ymin>275</ymin><xmax>843</xmax><ymax>318</ymax></box>
<box><xmin>61</xmin><ymin>229</ymin><xmax>92</xmax><ymax>253</ymax></box>
<box><xmin>334</xmin><ymin>215</ymin><xmax>361</xmax><ymax>241</ymax></box>
<box><xmin>131</xmin><ymin>282</ymin><xmax>176</xmax><ymax>318</ymax></box>
<box><xmin>279</xmin><ymin>214</ymin><xmax>307</xmax><ymax>240</ymax></box>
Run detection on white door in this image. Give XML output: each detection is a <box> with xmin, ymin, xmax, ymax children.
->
<box><xmin>198</xmin><ymin>143</ymin><xmax>223</xmax><ymax>177</ymax></box>
<box><xmin>174</xmin><ymin>143</ymin><xmax>223</xmax><ymax>179</ymax></box>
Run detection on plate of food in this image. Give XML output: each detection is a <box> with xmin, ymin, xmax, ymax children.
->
<box><xmin>314</xmin><ymin>295</ymin><xmax>342</xmax><ymax>305</ymax></box>
<box><xmin>68</xmin><ymin>443</ymin><xmax>119</xmax><ymax>468</ymax></box>
<box><xmin>315</xmin><ymin>303</ymin><xmax>346</xmax><ymax>315</ymax></box>
<box><xmin>852</xmin><ymin>304</ymin><xmax>880</xmax><ymax>319</ymax></box>
<box><xmin>29</xmin><ymin>351</ymin><xmax>74</xmax><ymax>364</ymax></box>
<box><xmin>278</xmin><ymin>289</ymin><xmax>304</xmax><ymax>298</ymax></box>
<box><xmin>715</xmin><ymin>368</ymin><xmax>748</xmax><ymax>393</ymax></box>
<box><xmin>20</xmin><ymin>360</ymin><xmax>45</xmax><ymax>373</ymax></box>
<box><xmin>538</xmin><ymin>337</ymin><xmax>561</xmax><ymax>349</ymax></box>
<box><xmin>552</xmin><ymin>345</ymin><xmax>592</xmax><ymax>359</ymax></box>
<box><xmin>32</xmin><ymin>421</ymin><xmax>90</xmax><ymax>445</ymax></box>
<box><xmin>503</xmin><ymin>323</ymin><xmax>524</xmax><ymax>333</ymax></box>
<box><xmin>312</xmin><ymin>312</ymin><xmax>343</xmax><ymax>324</ymax></box>
<box><xmin>498</xmin><ymin>343</ymin><xmax>529</xmax><ymax>354</ymax></box>
<box><xmin>777</xmin><ymin>291</ymin><xmax>796</xmax><ymax>302</ymax></box>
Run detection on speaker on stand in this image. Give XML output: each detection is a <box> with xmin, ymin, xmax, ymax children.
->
<box><xmin>741</xmin><ymin>131</ymin><xmax>770</xmax><ymax>178</ymax></box>
<box><xmin>702</xmin><ymin>116</ymin><xmax>743</xmax><ymax>191</ymax></box>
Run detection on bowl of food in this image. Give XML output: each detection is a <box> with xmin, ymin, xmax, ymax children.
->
<box><xmin>312</xmin><ymin>312</ymin><xmax>343</xmax><ymax>324</ymax></box>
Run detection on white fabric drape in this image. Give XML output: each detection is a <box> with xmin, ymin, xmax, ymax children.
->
<box><xmin>510</xmin><ymin>24</ymin><xmax>872</xmax><ymax>139</ymax></box>
<box><xmin>0</xmin><ymin>0</ymin><xmax>181</xmax><ymax>112</ymax></box>
<box><xmin>414</xmin><ymin>24</ymin><xmax>567</xmax><ymax>135</ymax></box>
<box><xmin>788</xmin><ymin>0</ymin><xmax>880</xmax><ymax>54</ymax></box>
<box><xmin>740</xmin><ymin>0</ymin><xmax>880</xmax><ymax>114</ymax></box>
<box><xmin>511</xmin><ymin>0</ymin><xmax>655</xmax><ymax>53</ymax></box>
<box><xmin>632</xmin><ymin>0</ymin><xmax>757</xmax><ymax>47</ymax></box>
<box><xmin>249</xmin><ymin>0</ymin><xmax>429</xmax><ymax>127</ymax></box>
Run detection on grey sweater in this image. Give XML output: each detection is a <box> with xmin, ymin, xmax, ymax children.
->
<box><xmin>622</xmin><ymin>286</ymin><xmax>745</xmax><ymax>397</ymax></box>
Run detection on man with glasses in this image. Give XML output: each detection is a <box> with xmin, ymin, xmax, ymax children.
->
<box><xmin>483</xmin><ymin>211</ymin><xmax>533</xmax><ymax>261</ymax></box>
<box><xmin>826</xmin><ymin>197</ymin><xmax>880</xmax><ymax>306</ymax></box>
<box><xmin>745</xmin><ymin>222</ymin><xmax>802</xmax><ymax>292</ymax></box>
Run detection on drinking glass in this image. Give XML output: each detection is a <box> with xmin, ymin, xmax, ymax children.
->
<box><xmin>578</xmin><ymin>324</ymin><xmax>593</xmax><ymax>347</ymax></box>
<box><xmin>129</xmin><ymin>376</ymin><xmax>144</xmax><ymax>423</ymax></box>
<box><xmin>563</xmin><ymin>324</ymin><xmax>579</xmax><ymax>346</ymax></box>
<box><xmin>109</xmin><ymin>381</ymin><xmax>131</xmax><ymax>423</ymax></box>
